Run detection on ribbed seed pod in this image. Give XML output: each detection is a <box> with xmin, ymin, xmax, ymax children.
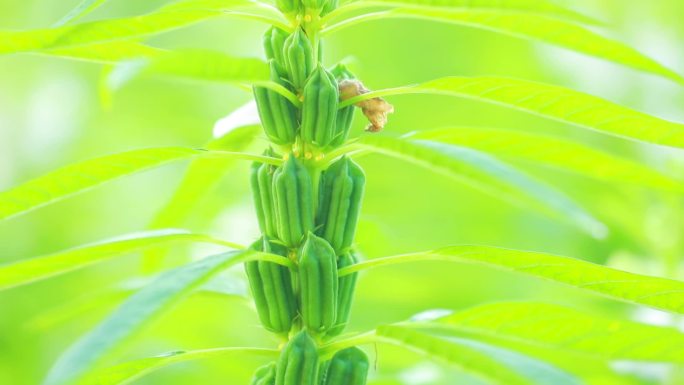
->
<box><xmin>299</xmin><ymin>233</ymin><xmax>338</xmax><ymax>333</ymax></box>
<box><xmin>245</xmin><ymin>237</ymin><xmax>297</xmax><ymax>334</ymax></box>
<box><xmin>251</xmin><ymin>362</ymin><xmax>277</xmax><ymax>385</ymax></box>
<box><xmin>253</xmin><ymin>61</ymin><xmax>298</xmax><ymax>145</ymax></box>
<box><xmin>273</xmin><ymin>155</ymin><xmax>315</xmax><ymax>247</ymax></box>
<box><xmin>275</xmin><ymin>331</ymin><xmax>319</xmax><ymax>385</ymax></box>
<box><xmin>284</xmin><ymin>28</ymin><xmax>314</xmax><ymax>90</ymax></box>
<box><xmin>275</xmin><ymin>0</ymin><xmax>299</xmax><ymax>15</ymax></box>
<box><xmin>321</xmin><ymin>347</ymin><xmax>369</xmax><ymax>385</ymax></box>
<box><xmin>327</xmin><ymin>252</ymin><xmax>358</xmax><ymax>337</ymax></box>
<box><xmin>250</xmin><ymin>152</ymin><xmax>277</xmax><ymax>238</ymax></box>
<box><xmin>301</xmin><ymin>65</ymin><xmax>339</xmax><ymax>148</ymax></box>
<box><xmin>263</xmin><ymin>27</ymin><xmax>289</xmax><ymax>73</ymax></box>
<box><xmin>316</xmin><ymin>156</ymin><xmax>365</xmax><ymax>253</ymax></box>
<box><xmin>329</xmin><ymin>64</ymin><xmax>356</xmax><ymax>147</ymax></box>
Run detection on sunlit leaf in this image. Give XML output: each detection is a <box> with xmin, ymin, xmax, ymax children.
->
<box><xmin>341</xmin><ymin>245</ymin><xmax>684</xmax><ymax>315</ymax></box>
<box><xmin>143</xmin><ymin>125</ymin><xmax>262</xmax><ymax>271</ymax></box>
<box><xmin>0</xmin><ymin>147</ymin><xmax>279</xmax><ymax>221</ymax></box>
<box><xmin>411</xmin><ymin>127</ymin><xmax>683</xmax><ymax>192</ymax></box>
<box><xmin>324</xmin><ymin>9</ymin><xmax>682</xmax><ymax>84</ymax></box>
<box><xmin>84</xmin><ymin>347</ymin><xmax>277</xmax><ymax>385</ymax></box>
<box><xmin>376</xmin><ymin>325</ymin><xmax>579</xmax><ymax>385</ymax></box>
<box><xmin>332</xmin><ymin>0</ymin><xmax>599</xmax><ymax>25</ymax></box>
<box><xmin>43</xmin><ymin>249</ymin><xmax>290</xmax><ymax>385</ymax></box>
<box><xmin>42</xmin><ymin>41</ymin><xmax>164</xmax><ymax>63</ymax></box>
<box><xmin>0</xmin><ymin>229</ymin><xmax>243</xmax><ymax>291</ymax></box>
<box><xmin>54</xmin><ymin>0</ymin><xmax>111</xmax><ymax>26</ymax></box>
<box><xmin>342</xmin><ymin>76</ymin><xmax>684</xmax><ymax>148</ymax></box>
<box><xmin>0</xmin><ymin>0</ymin><xmax>280</xmax><ymax>56</ymax></box>
<box><xmin>415</xmin><ymin>302</ymin><xmax>684</xmax><ymax>363</ymax></box>
<box><xmin>354</xmin><ymin>135</ymin><xmax>606</xmax><ymax>237</ymax></box>
<box><xmin>108</xmin><ymin>50</ymin><xmax>299</xmax><ymax>105</ymax></box>
<box><xmin>28</xmin><ymin>276</ymin><xmax>248</xmax><ymax>331</ymax></box>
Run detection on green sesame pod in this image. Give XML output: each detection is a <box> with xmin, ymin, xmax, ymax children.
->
<box><xmin>330</xmin><ymin>64</ymin><xmax>356</xmax><ymax>147</ymax></box>
<box><xmin>299</xmin><ymin>233</ymin><xmax>338</xmax><ymax>333</ymax></box>
<box><xmin>316</xmin><ymin>156</ymin><xmax>365</xmax><ymax>253</ymax></box>
<box><xmin>275</xmin><ymin>0</ymin><xmax>299</xmax><ymax>15</ymax></box>
<box><xmin>275</xmin><ymin>331</ymin><xmax>319</xmax><ymax>385</ymax></box>
<box><xmin>253</xmin><ymin>61</ymin><xmax>298</xmax><ymax>145</ymax></box>
<box><xmin>251</xmin><ymin>362</ymin><xmax>277</xmax><ymax>385</ymax></box>
<box><xmin>251</xmin><ymin>151</ymin><xmax>278</xmax><ymax>238</ymax></box>
<box><xmin>301</xmin><ymin>65</ymin><xmax>339</xmax><ymax>148</ymax></box>
<box><xmin>245</xmin><ymin>237</ymin><xmax>297</xmax><ymax>334</ymax></box>
<box><xmin>326</xmin><ymin>251</ymin><xmax>358</xmax><ymax>337</ymax></box>
<box><xmin>284</xmin><ymin>28</ymin><xmax>314</xmax><ymax>90</ymax></box>
<box><xmin>273</xmin><ymin>156</ymin><xmax>315</xmax><ymax>247</ymax></box>
<box><xmin>263</xmin><ymin>27</ymin><xmax>289</xmax><ymax>73</ymax></box>
<box><xmin>322</xmin><ymin>347</ymin><xmax>369</xmax><ymax>385</ymax></box>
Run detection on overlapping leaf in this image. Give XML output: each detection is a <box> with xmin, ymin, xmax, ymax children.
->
<box><xmin>0</xmin><ymin>229</ymin><xmax>243</xmax><ymax>291</ymax></box>
<box><xmin>340</xmin><ymin>245</ymin><xmax>684</xmax><ymax>314</ymax></box>
<box><xmin>325</xmin><ymin>8</ymin><xmax>682</xmax><ymax>84</ymax></box>
<box><xmin>354</xmin><ymin>135</ymin><xmax>606</xmax><ymax>237</ymax></box>
<box><xmin>416</xmin><ymin>302</ymin><xmax>684</xmax><ymax>363</ymax></box>
<box><xmin>0</xmin><ymin>0</ymin><xmax>278</xmax><ymax>56</ymax></box>
<box><xmin>411</xmin><ymin>127</ymin><xmax>683</xmax><ymax>191</ymax></box>
<box><xmin>342</xmin><ymin>76</ymin><xmax>684</xmax><ymax>148</ymax></box>
<box><xmin>42</xmin><ymin>42</ymin><xmax>163</xmax><ymax>63</ymax></box>
<box><xmin>43</xmin><ymin>249</ymin><xmax>290</xmax><ymax>385</ymax></box>
<box><xmin>143</xmin><ymin>125</ymin><xmax>262</xmax><ymax>270</ymax></box>
<box><xmin>83</xmin><ymin>347</ymin><xmax>278</xmax><ymax>385</ymax></box>
<box><xmin>376</xmin><ymin>325</ymin><xmax>579</xmax><ymax>385</ymax></box>
<box><xmin>54</xmin><ymin>0</ymin><xmax>112</xmax><ymax>26</ymax></box>
<box><xmin>0</xmin><ymin>147</ymin><xmax>278</xmax><ymax>221</ymax></box>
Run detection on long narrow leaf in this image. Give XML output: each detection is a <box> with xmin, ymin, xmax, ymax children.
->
<box><xmin>416</xmin><ymin>302</ymin><xmax>684</xmax><ymax>363</ymax></box>
<box><xmin>376</xmin><ymin>325</ymin><xmax>579</xmax><ymax>385</ymax></box>
<box><xmin>0</xmin><ymin>229</ymin><xmax>243</xmax><ymax>291</ymax></box>
<box><xmin>356</xmin><ymin>135</ymin><xmax>606</xmax><ymax>237</ymax></box>
<box><xmin>84</xmin><ymin>347</ymin><xmax>278</xmax><ymax>385</ymax></box>
<box><xmin>340</xmin><ymin>245</ymin><xmax>684</xmax><ymax>315</ymax></box>
<box><xmin>42</xmin><ymin>42</ymin><xmax>164</xmax><ymax>63</ymax></box>
<box><xmin>341</xmin><ymin>76</ymin><xmax>684</xmax><ymax>149</ymax></box>
<box><xmin>43</xmin><ymin>249</ymin><xmax>288</xmax><ymax>385</ymax></box>
<box><xmin>325</xmin><ymin>9</ymin><xmax>682</xmax><ymax>84</ymax></box>
<box><xmin>0</xmin><ymin>147</ymin><xmax>279</xmax><ymax>221</ymax></box>
<box><xmin>54</xmin><ymin>0</ymin><xmax>111</xmax><ymax>26</ymax></box>
<box><xmin>143</xmin><ymin>125</ymin><xmax>261</xmax><ymax>270</ymax></box>
<box><xmin>0</xmin><ymin>0</ymin><xmax>277</xmax><ymax>56</ymax></box>
<box><xmin>411</xmin><ymin>127</ymin><xmax>683</xmax><ymax>192</ymax></box>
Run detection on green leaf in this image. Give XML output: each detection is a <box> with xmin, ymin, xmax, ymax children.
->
<box><xmin>84</xmin><ymin>347</ymin><xmax>278</xmax><ymax>385</ymax></box>
<box><xmin>0</xmin><ymin>0</ymin><xmax>277</xmax><ymax>56</ymax></box>
<box><xmin>339</xmin><ymin>0</ymin><xmax>598</xmax><ymax>24</ymax></box>
<box><xmin>376</xmin><ymin>325</ymin><xmax>579</xmax><ymax>385</ymax></box>
<box><xmin>340</xmin><ymin>245</ymin><xmax>684</xmax><ymax>315</ymax></box>
<box><xmin>54</xmin><ymin>0</ymin><xmax>111</xmax><ymax>26</ymax></box>
<box><xmin>410</xmin><ymin>127</ymin><xmax>683</xmax><ymax>192</ymax></box>
<box><xmin>143</xmin><ymin>125</ymin><xmax>262</xmax><ymax>271</ymax></box>
<box><xmin>0</xmin><ymin>147</ymin><xmax>279</xmax><ymax>222</ymax></box>
<box><xmin>108</xmin><ymin>50</ymin><xmax>299</xmax><ymax>106</ymax></box>
<box><xmin>0</xmin><ymin>229</ymin><xmax>243</xmax><ymax>291</ymax></box>
<box><xmin>341</xmin><ymin>76</ymin><xmax>684</xmax><ymax>149</ymax></box>
<box><xmin>324</xmin><ymin>9</ymin><xmax>682</xmax><ymax>84</ymax></box>
<box><xmin>354</xmin><ymin>135</ymin><xmax>606</xmax><ymax>237</ymax></box>
<box><xmin>41</xmin><ymin>41</ymin><xmax>164</xmax><ymax>63</ymax></box>
<box><xmin>418</xmin><ymin>301</ymin><xmax>684</xmax><ymax>363</ymax></box>
<box><xmin>43</xmin><ymin>249</ymin><xmax>288</xmax><ymax>385</ymax></box>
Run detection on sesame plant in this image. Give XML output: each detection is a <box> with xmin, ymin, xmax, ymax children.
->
<box><xmin>3</xmin><ymin>0</ymin><xmax>684</xmax><ymax>385</ymax></box>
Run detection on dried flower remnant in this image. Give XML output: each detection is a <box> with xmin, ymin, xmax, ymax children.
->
<box><xmin>339</xmin><ymin>79</ymin><xmax>394</xmax><ymax>132</ymax></box>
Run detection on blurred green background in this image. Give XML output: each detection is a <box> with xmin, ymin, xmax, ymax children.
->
<box><xmin>1</xmin><ymin>0</ymin><xmax>684</xmax><ymax>384</ymax></box>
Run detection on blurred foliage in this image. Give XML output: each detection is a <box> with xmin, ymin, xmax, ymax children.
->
<box><xmin>1</xmin><ymin>0</ymin><xmax>684</xmax><ymax>384</ymax></box>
